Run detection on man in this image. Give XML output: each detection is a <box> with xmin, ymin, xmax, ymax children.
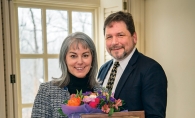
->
<box><xmin>98</xmin><ymin>11</ymin><xmax>167</xmax><ymax>118</ymax></box>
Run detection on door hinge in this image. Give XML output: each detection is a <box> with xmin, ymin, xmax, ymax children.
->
<box><xmin>123</xmin><ymin>1</ymin><xmax>127</xmax><ymax>11</ymax></box>
<box><xmin>10</xmin><ymin>74</ymin><xmax>16</xmax><ymax>83</ymax></box>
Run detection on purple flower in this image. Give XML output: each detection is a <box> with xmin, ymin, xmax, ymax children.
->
<box><xmin>83</xmin><ymin>91</ymin><xmax>92</xmax><ymax>96</ymax></box>
<box><xmin>109</xmin><ymin>97</ymin><xmax>115</xmax><ymax>103</ymax></box>
<box><xmin>97</xmin><ymin>95</ymin><xmax>106</xmax><ymax>101</ymax></box>
<box><xmin>97</xmin><ymin>91</ymin><xmax>102</xmax><ymax>95</ymax></box>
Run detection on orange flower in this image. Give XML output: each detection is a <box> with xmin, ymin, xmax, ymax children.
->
<box><xmin>67</xmin><ymin>97</ymin><xmax>81</xmax><ymax>106</ymax></box>
<box><xmin>101</xmin><ymin>104</ymin><xmax>110</xmax><ymax>113</ymax></box>
<box><xmin>70</xmin><ymin>94</ymin><xmax>76</xmax><ymax>98</ymax></box>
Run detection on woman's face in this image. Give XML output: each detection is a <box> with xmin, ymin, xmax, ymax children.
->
<box><xmin>66</xmin><ymin>43</ymin><xmax>92</xmax><ymax>78</ymax></box>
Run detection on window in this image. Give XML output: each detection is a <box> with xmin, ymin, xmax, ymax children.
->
<box><xmin>15</xmin><ymin>2</ymin><xmax>99</xmax><ymax>117</ymax></box>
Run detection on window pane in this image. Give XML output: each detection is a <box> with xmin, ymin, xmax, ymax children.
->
<box><xmin>48</xmin><ymin>59</ymin><xmax>61</xmax><ymax>81</ymax></box>
<box><xmin>72</xmin><ymin>11</ymin><xmax>92</xmax><ymax>38</ymax></box>
<box><xmin>18</xmin><ymin>8</ymin><xmax>43</xmax><ymax>54</ymax></box>
<box><xmin>46</xmin><ymin>10</ymin><xmax>68</xmax><ymax>54</ymax></box>
<box><xmin>22</xmin><ymin>108</ymin><xmax>32</xmax><ymax>118</ymax></box>
<box><xmin>20</xmin><ymin>59</ymin><xmax>43</xmax><ymax>103</ymax></box>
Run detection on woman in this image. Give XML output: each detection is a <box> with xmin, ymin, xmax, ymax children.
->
<box><xmin>31</xmin><ymin>32</ymin><xmax>99</xmax><ymax>118</ymax></box>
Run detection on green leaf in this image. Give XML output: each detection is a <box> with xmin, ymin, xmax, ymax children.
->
<box><xmin>122</xmin><ymin>100</ymin><xmax>125</xmax><ymax>105</ymax></box>
<box><xmin>63</xmin><ymin>100</ymin><xmax>68</xmax><ymax>104</ymax></box>
<box><xmin>108</xmin><ymin>90</ymin><xmax>111</xmax><ymax>97</ymax></box>
<box><xmin>58</xmin><ymin>108</ymin><xmax>67</xmax><ymax>116</ymax></box>
<box><xmin>79</xmin><ymin>89</ymin><xmax>83</xmax><ymax>99</ymax></box>
<box><xmin>99</xmin><ymin>100</ymin><xmax>106</xmax><ymax>107</ymax></box>
<box><xmin>76</xmin><ymin>89</ymin><xmax>79</xmax><ymax>97</ymax></box>
<box><xmin>108</xmin><ymin>108</ymin><xmax>114</xmax><ymax>116</ymax></box>
<box><xmin>114</xmin><ymin>107</ymin><xmax>120</xmax><ymax>112</ymax></box>
<box><xmin>75</xmin><ymin>89</ymin><xmax>83</xmax><ymax>98</ymax></box>
<box><xmin>107</xmin><ymin>90</ymin><xmax>112</xmax><ymax>102</ymax></box>
<box><xmin>79</xmin><ymin>89</ymin><xmax>82</xmax><ymax>95</ymax></box>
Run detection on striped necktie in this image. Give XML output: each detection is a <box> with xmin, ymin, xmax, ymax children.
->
<box><xmin>106</xmin><ymin>61</ymin><xmax>120</xmax><ymax>91</ymax></box>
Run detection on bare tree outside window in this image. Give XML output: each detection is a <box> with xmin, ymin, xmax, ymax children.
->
<box><xmin>18</xmin><ymin>8</ymin><xmax>42</xmax><ymax>54</ymax></box>
<box><xmin>72</xmin><ymin>11</ymin><xmax>92</xmax><ymax>38</ymax></box>
<box><xmin>46</xmin><ymin>10</ymin><xmax>68</xmax><ymax>54</ymax></box>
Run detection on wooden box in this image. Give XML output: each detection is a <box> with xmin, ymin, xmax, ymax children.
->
<box><xmin>81</xmin><ymin>111</ymin><xmax>145</xmax><ymax>118</ymax></box>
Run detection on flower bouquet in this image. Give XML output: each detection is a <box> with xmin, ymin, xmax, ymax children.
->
<box><xmin>58</xmin><ymin>88</ymin><xmax>125</xmax><ymax>118</ymax></box>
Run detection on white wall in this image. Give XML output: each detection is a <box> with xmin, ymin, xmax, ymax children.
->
<box><xmin>99</xmin><ymin>0</ymin><xmax>123</xmax><ymax>66</ymax></box>
<box><xmin>145</xmin><ymin>0</ymin><xmax>195</xmax><ymax>117</ymax></box>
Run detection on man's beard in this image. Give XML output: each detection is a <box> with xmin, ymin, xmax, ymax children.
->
<box><xmin>110</xmin><ymin>50</ymin><xmax>128</xmax><ymax>61</ymax></box>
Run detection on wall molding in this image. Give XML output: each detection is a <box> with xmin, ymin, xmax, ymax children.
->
<box><xmin>127</xmin><ymin>0</ymin><xmax>145</xmax><ymax>54</ymax></box>
<box><xmin>0</xmin><ymin>0</ymin><xmax>6</xmax><ymax>117</ymax></box>
<box><xmin>2</xmin><ymin>0</ymin><xmax>18</xmax><ymax>117</ymax></box>
<box><xmin>13</xmin><ymin>0</ymin><xmax>100</xmax><ymax>8</ymax></box>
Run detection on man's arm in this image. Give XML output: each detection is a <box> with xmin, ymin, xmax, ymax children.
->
<box><xmin>142</xmin><ymin>63</ymin><xmax>167</xmax><ymax>118</ymax></box>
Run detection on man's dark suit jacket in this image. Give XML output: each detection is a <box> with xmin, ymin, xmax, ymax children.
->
<box><xmin>98</xmin><ymin>49</ymin><xmax>167</xmax><ymax>118</ymax></box>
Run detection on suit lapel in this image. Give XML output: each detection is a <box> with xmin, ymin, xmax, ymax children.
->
<box><xmin>98</xmin><ymin>60</ymin><xmax>113</xmax><ymax>85</ymax></box>
<box><xmin>114</xmin><ymin>49</ymin><xmax>139</xmax><ymax>98</ymax></box>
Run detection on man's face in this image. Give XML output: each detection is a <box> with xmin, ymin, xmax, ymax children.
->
<box><xmin>105</xmin><ymin>21</ymin><xmax>137</xmax><ymax>60</ymax></box>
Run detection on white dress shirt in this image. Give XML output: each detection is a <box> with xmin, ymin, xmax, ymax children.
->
<box><xmin>103</xmin><ymin>48</ymin><xmax>136</xmax><ymax>93</ymax></box>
